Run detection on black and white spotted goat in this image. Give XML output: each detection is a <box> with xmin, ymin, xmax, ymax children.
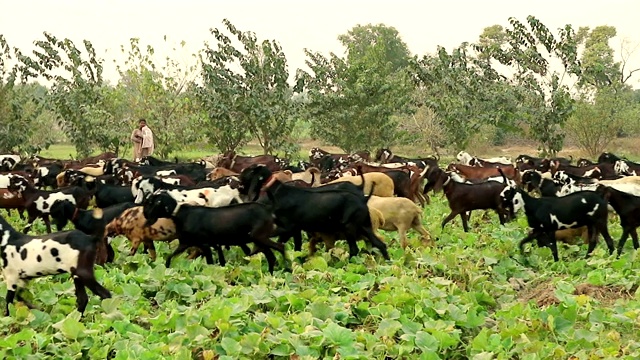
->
<box><xmin>0</xmin><ymin>209</ymin><xmax>111</xmax><ymax>315</ymax></box>
<box><xmin>498</xmin><ymin>169</ymin><xmax>615</xmax><ymax>262</ymax></box>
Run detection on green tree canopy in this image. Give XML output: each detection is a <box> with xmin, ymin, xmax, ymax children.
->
<box><xmin>296</xmin><ymin>23</ymin><xmax>414</xmax><ymax>153</ymax></box>
<box><xmin>198</xmin><ymin>19</ymin><xmax>297</xmax><ymax>155</ymax></box>
<box><xmin>474</xmin><ymin>16</ymin><xmax>582</xmax><ymax>156</ymax></box>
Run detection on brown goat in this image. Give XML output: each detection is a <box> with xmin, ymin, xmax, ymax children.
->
<box><xmin>447</xmin><ymin>163</ymin><xmax>519</xmax><ymax>183</ymax></box>
<box><xmin>105</xmin><ymin>206</ymin><xmax>178</xmax><ymax>261</ymax></box>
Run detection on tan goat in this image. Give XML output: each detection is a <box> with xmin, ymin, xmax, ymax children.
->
<box><xmin>322</xmin><ymin>172</ymin><xmax>395</xmax><ymax>197</ymax></box>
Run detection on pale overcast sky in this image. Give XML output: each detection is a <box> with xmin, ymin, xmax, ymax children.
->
<box><xmin>2</xmin><ymin>0</ymin><xmax>640</xmax><ymax>87</ymax></box>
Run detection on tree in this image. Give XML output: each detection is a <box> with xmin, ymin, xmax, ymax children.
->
<box><xmin>474</xmin><ymin>16</ymin><xmax>582</xmax><ymax>156</ymax></box>
<box><xmin>566</xmin><ymin>88</ymin><xmax>636</xmax><ymax>157</ymax></box>
<box><xmin>410</xmin><ymin>44</ymin><xmax>521</xmax><ymax>150</ymax></box>
<box><xmin>338</xmin><ymin>23</ymin><xmax>411</xmax><ymax>71</ymax></box>
<box><xmin>115</xmin><ymin>37</ymin><xmax>204</xmax><ymax>159</ymax></box>
<box><xmin>296</xmin><ymin>24</ymin><xmax>414</xmax><ymax>153</ymax></box>
<box><xmin>576</xmin><ymin>26</ymin><xmax>620</xmax><ymax>88</ymax></box>
<box><xmin>18</xmin><ymin>32</ymin><xmax>105</xmax><ymax>157</ymax></box>
<box><xmin>198</xmin><ymin>19</ymin><xmax>297</xmax><ymax>155</ymax></box>
<box><xmin>0</xmin><ymin>37</ymin><xmax>58</xmax><ymax>154</ymax></box>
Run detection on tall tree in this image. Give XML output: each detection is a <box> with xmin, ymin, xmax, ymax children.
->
<box><xmin>18</xmin><ymin>32</ymin><xmax>105</xmax><ymax>157</ymax></box>
<box><xmin>410</xmin><ymin>44</ymin><xmax>521</xmax><ymax>150</ymax></box>
<box><xmin>575</xmin><ymin>26</ymin><xmax>620</xmax><ymax>88</ymax></box>
<box><xmin>115</xmin><ymin>37</ymin><xmax>203</xmax><ymax>159</ymax></box>
<box><xmin>567</xmin><ymin>26</ymin><xmax>640</xmax><ymax>154</ymax></box>
<box><xmin>296</xmin><ymin>24</ymin><xmax>414</xmax><ymax>153</ymax></box>
<box><xmin>338</xmin><ymin>23</ymin><xmax>411</xmax><ymax>71</ymax></box>
<box><xmin>0</xmin><ymin>35</ymin><xmax>20</xmax><ymax>153</ymax></box>
<box><xmin>198</xmin><ymin>19</ymin><xmax>297</xmax><ymax>155</ymax></box>
<box><xmin>474</xmin><ymin>16</ymin><xmax>582</xmax><ymax>156</ymax></box>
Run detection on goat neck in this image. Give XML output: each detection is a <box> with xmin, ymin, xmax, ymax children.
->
<box><xmin>0</xmin><ymin>214</ymin><xmax>20</xmax><ymax>243</ymax></box>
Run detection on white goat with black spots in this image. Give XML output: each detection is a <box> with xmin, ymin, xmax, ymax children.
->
<box><xmin>0</xmin><ymin>210</ymin><xmax>111</xmax><ymax>316</ymax></box>
<box><xmin>499</xmin><ymin>169</ymin><xmax>615</xmax><ymax>262</ymax></box>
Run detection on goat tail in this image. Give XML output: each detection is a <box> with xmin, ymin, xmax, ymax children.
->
<box><xmin>568</xmin><ymin>154</ymin><xmax>573</xmax><ymax>162</ymax></box>
<box><xmin>498</xmin><ymin>168</ymin><xmax>508</xmax><ymax>184</ymax></box>
<box><xmin>365</xmin><ymin>182</ymin><xmax>376</xmax><ymax>203</ymax></box>
<box><xmin>356</xmin><ymin>165</ymin><xmax>366</xmax><ymax>191</ymax></box>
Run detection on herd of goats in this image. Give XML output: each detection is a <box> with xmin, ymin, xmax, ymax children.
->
<box><xmin>0</xmin><ymin>146</ymin><xmax>639</xmax><ymax>316</ymax></box>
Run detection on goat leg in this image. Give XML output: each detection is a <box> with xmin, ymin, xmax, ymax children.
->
<box><xmin>199</xmin><ymin>246</ymin><xmax>217</xmax><ymax>265</ymax></box>
<box><xmin>461</xmin><ymin>212</ymin><xmax>470</xmax><ymax>233</ymax></box>
<box><xmin>239</xmin><ymin>244</ymin><xmax>252</xmax><ymax>256</ymax></box>
<box><xmin>15</xmin><ymin>290</ymin><xmax>39</xmax><ymax>311</ymax></box>
<box><xmin>5</xmin><ymin>289</ymin><xmax>16</xmax><ymax>316</ymax></box>
<box><xmin>630</xmin><ymin>227</ymin><xmax>640</xmax><ymax>250</ymax></box>
<box><xmin>293</xmin><ymin>232</ymin><xmax>303</xmax><ymax>252</ymax></box>
<box><xmin>43</xmin><ymin>214</ymin><xmax>52</xmax><ymax>234</ymax></box>
<box><xmin>73</xmin><ymin>278</ymin><xmax>89</xmax><ymax>314</ymax></box>
<box><xmin>518</xmin><ymin>230</ymin><xmax>539</xmax><ymax>260</ymax></box>
<box><xmin>547</xmin><ymin>236</ymin><xmax>560</xmax><ymax>262</ymax></box>
<box><xmin>22</xmin><ymin>213</ymin><xmax>38</xmax><ymax>234</ymax></box>
<box><xmin>165</xmin><ymin>242</ymin><xmax>191</xmax><ymax>267</ymax></box>
<box><xmin>596</xmin><ymin>221</ymin><xmax>615</xmax><ymax>256</ymax></box>
<box><xmin>441</xmin><ymin>211</ymin><xmax>459</xmax><ymax>230</ymax></box>
<box><xmin>616</xmin><ymin>228</ymin><xmax>630</xmax><ymax>257</ymax></box>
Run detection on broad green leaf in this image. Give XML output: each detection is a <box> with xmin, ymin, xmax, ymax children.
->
<box><xmin>323</xmin><ymin>322</ymin><xmax>355</xmax><ymax>347</ymax></box>
<box><xmin>220</xmin><ymin>337</ymin><xmax>242</xmax><ymax>356</ymax></box>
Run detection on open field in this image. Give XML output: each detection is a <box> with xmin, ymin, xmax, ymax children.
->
<box><xmin>1</xmin><ymin>141</ymin><xmax>639</xmax><ymax>358</ymax></box>
<box><xmin>38</xmin><ymin>135</ymin><xmax>640</xmax><ymax>163</ymax></box>
<box><xmin>1</xmin><ymin>180</ymin><xmax>639</xmax><ymax>358</ymax></box>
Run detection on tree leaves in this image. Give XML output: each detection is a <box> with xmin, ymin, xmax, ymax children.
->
<box><xmin>198</xmin><ymin>19</ymin><xmax>297</xmax><ymax>155</ymax></box>
<box><xmin>297</xmin><ymin>24</ymin><xmax>413</xmax><ymax>153</ymax></box>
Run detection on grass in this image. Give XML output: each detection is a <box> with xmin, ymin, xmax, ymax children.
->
<box><xmin>0</xmin><ymin>191</ymin><xmax>639</xmax><ymax>359</ymax></box>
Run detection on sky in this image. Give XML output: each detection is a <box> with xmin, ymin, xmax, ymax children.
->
<box><xmin>2</xmin><ymin>0</ymin><xmax>640</xmax><ymax>87</ymax></box>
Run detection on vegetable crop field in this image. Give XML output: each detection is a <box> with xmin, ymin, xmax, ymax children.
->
<box><xmin>1</xmin><ymin>188</ymin><xmax>639</xmax><ymax>359</ymax></box>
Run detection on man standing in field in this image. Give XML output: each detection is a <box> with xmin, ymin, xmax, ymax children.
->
<box><xmin>138</xmin><ymin>118</ymin><xmax>155</xmax><ymax>158</ymax></box>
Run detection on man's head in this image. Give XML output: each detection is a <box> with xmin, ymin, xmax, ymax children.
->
<box><xmin>138</xmin><ymin>118</ymin><xmax>147</xmax><ymax>129</ymax></box>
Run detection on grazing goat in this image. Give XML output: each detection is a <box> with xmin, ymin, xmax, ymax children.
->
<box><xmin>456</xmin><ymin>151</ymin><xmax>511</xmax><ymax>166</ymax></box>
<box><xmin>499</xmin><ymin>171</ymin><xmax>615</xmax><ymax>262</ymax></box>
<box><xmin>143</xmin><ymin>192</ymin><xmax>286</xmax><ymax>273</ymax></box>
<box><xmin>240</xmin><ymin>165</ymin><xmax>389</xmax><ymax>260</ymax></box>
<box><xmin>0</xmin><ymin>209</ymin><xmax>111</xmax><ymax>315</ymax></box>
<box><xmin>0</xmin><ymin>155</ymin><xmax>20</xmax><ymax>171</ymax></box>
<box><xmin>105</xmin><ymin>206</ymin><xmax>178</xmax><ymax>261</ymax></box>
<box><xmin>207</xmin><ymin>167</ymin><xmax>239</xmax><ymax>181</ymax></box>
<box><xmin>520</xmin><ymin>170</ymin><xmax>563</xmax><ymax>197</ymax></box>
<box><xmin>323</xmin><ymin>170</ymin><xmax>395</xmax><ymax>197</ymax></box>
<box><xmin>596</xmin><ymin>186</ymin><xmax>640</xmax><ymax>255</ymax></box>
<box><xmin>437</xmin><ymin>169</ymin><xmax>513</xmax><ymax>232</ymax></box>
<box><xmin>50</xmin><ymin>201</ymin><xmax>138</xmax><ymax>264</ymax></box>
<box><xmin>367</xmin><ymin>196</ymin><xmax>432</xmax><ymax>248</ymax></box>
<box><xmin>8</xmin><ymin>176</ymin><xmax>92</xmax><ymax>233</ymax></box>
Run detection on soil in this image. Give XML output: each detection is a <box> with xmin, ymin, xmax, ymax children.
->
<box><xmin>516</xmin><ymin>279</ymin><xmax>637</xmax><ymax>307</ymax></box>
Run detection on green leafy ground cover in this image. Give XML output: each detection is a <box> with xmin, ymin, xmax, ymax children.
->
<box><xmin>0</xmin><ymin>190</ymin><xmax>639</xmax><ymax>359</ymax></box>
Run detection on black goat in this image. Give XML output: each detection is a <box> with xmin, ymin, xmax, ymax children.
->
<box><xmin>597</xmin><ymin>186</ymin><xmax>640</xmax><ymax>256</ymax></box>
<box><xmin>520</xmin><ymin>171</ymin><xmax>563</xmax><ymax>197</ymax></box>
<box><xmin>142</xmin><ymin>192</ymin><xmax>285</xmax><ymax>273</ymax></box>
<box><xmin>552</xmin><ymin>170</ymin><xmax>598</xmax><ymax>186</ymax></box>
<box><xmin>239</xmin><ymin>165</ymin><xmax>389</xmax><ymax>260</ymax></box>
<box><xmin>8</xmin><ymin>176</ymin><xmax>92</xmax><ymax>233</ymax></box>
<box><xmin>0</xmin><ymin>209</ymin><xmax>111</xmax><ymax>315</ymax></box>
<box><xmin>499</xmin><ymin>175</ymin><xmax>615</xmax><ymax>262</ymax></box>
<box><xmin>91</xmin><ymin>181</ymin><xmax>135</xmax><ymax>208</ymax></box>
<box><xmin>50</xmin><ymin>200</ymin><xmax>138</xmax><ymax>263</ymax></box>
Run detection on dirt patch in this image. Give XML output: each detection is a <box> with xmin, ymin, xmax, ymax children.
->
<box><xmin>573</xmin><ymin>283</ymin><xmax>637</xmax><ymax>303</ymax></box>
<box><xmin>517</xmin><ymin>279</ymin><xmax>561</xmax><ymax>307</ymax></box>
<box><xmin>516</xmin><ymin>279</ymin><xmax>637</xmax><ymax>307</ymax></box>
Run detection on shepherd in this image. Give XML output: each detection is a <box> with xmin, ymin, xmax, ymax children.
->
<box><xmin>131</xmin><ymin>118</ymin><xmax>154</xmax><ymax>162</ymax></box>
